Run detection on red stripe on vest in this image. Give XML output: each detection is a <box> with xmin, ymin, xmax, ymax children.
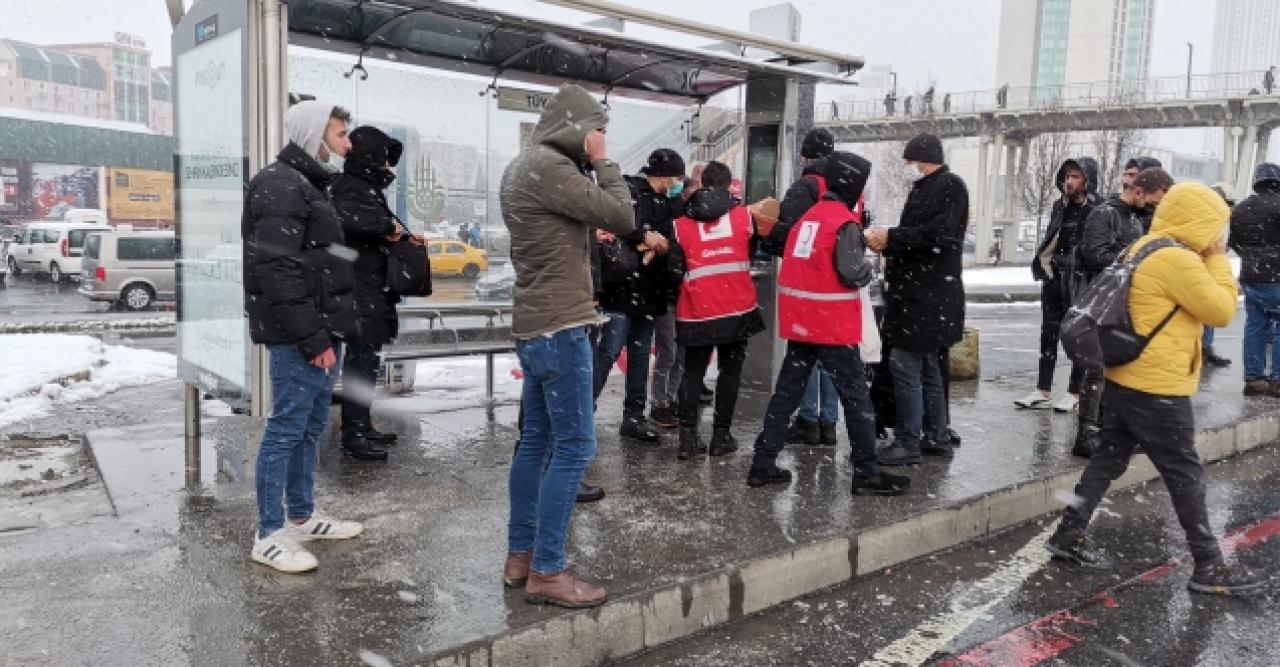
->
<box><xmin>777</xmin><ymin>199</ymin><xmax>863</xmax><ymax>345</ymax></box>
<box><xmin>674</xmin><ymin>206</ymin><xmax>757</xmax><ymax>323</ymax></box>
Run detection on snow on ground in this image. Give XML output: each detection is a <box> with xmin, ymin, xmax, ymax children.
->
<box><xmin>0</xmin><ymin>334</ymin><xmax>176</xmax><ymax>429</ymax></box>
<box><xmin>962</xmin><ymin>256</ymin><xmax>1242</xmax><ymax>287</ymax></box>
<box><xmin>378</xmin><ymin>354</ymin><xmax>523</xmax><ymax>416</ymax></box>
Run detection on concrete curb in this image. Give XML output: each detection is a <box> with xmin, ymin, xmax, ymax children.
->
<box><xmin>427</xmin><ymin>413</ymin><xmax>1280</xmax><ymax>667</ymax></box>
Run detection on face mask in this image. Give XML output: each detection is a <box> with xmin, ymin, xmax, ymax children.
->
<box><xmin>321</xmin><ymin>140</ymin><xmax>344</xmax><ymax>172</ymax></box>
<box><xmin>905</xmin><ymin>165</ymin><xmax>925</xmax><ymax>182</ymax></box>
<box><xmin>667</xmin><ymin>180</ymin><xmax>685</xmax><ymax>198</ymax></box>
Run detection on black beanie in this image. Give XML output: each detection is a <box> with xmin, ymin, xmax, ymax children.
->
<box><xmin>642</xmin><ymin>148</ymin><xmax>686</xmax><ymax>177</ymax></box>
<box><xmin>903</xmin><ymin>133</ymin><xmax>944</xmax><ymax>164</ymax></box>
<box><xmin>801</xmin><ymin>128</ymin><xmax>836</xmax><ymax>159</ymax></box>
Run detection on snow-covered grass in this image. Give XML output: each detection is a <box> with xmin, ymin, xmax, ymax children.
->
<box><xmin>0</xmin><ymin>334</ymin><xmax>176</xmax><ymax>428</ymax></box>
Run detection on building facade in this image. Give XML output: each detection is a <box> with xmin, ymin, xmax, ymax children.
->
<box><xmin>1206</xmin><ymin>0</ymin><xmax>1280</xmax><ymax>159</ymax></box>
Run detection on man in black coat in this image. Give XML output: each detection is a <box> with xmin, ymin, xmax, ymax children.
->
<box><xmin>330</xmin><ymin>125</ymin><xmax>409</xmax><ymax>458</ymax></box>
<box><xmin>243</xmin><ymin>100</ymin><xmax>365</xmax><ymax>574</ymax></box>
<box><xmin>866</xmin><ymin>133</ymin><xmax>968</xmax><ymax>465</ymax></box>
<box><xmin>594</xmin><ymin>149</ymin><xmax>684</xmax><ymax>442</ymax></box>
<box><xmin>1230</xmin><ymin>162</ymin><xmax>1280</xmax><ymax>396</ymax></box>
<box><xmin>1016</xmin><ymin>156</ymin><xmax>1100</xmax><ymax>412</ymax></box>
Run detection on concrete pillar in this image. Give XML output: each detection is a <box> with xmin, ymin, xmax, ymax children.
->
<box><xmin>1235</xmin><ymin>124</ymin><xmax>1258</xmax><ymax>200</ymax></box>
<box><xmin>1003</xmin><ymin>142</ymin><xmax>1019</xmax><ymax>219</ymax></box>
<box><xmin>976</xmin><ymin>133</ymin><xmax>1003</xmax><ymax>266</ymax></box>
<box><xmin>973</xmin><ymin>135</ymin><xmax>989</xmax><ymax>266</ymax></box>
<box><xmin>1223</xmin><ymin>126</ymin><xmax>1241</xmax><ymax>196</ymax></box>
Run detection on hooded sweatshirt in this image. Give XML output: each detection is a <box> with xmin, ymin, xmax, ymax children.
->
<box><xmin>500</xmin><ymin>83</ymin><xmax>636</xmax><ymax>338</ymax></box>
<box><xmin>1032</xmin><ymin>156</ymin><xmax>1100</xmax><ymax>282</ymax></box>
<box><xmin>1105</xmin><ymin>182</ymin><xmax>1236</xmax><ymax>396</ymax></box>
<box><xmin>284</xmin><ymin>100</ymin><xmax>334</xmax><ymax>161</ymax></box>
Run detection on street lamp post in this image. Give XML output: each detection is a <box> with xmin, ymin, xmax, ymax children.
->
<box><xmin>1186</xmin><ymin>42</ymin><xmax>1193</xmax><ymax>98</ymax></box>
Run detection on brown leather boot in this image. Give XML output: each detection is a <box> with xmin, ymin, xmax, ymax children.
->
<box><xmin>502</xmin><ymin>552</ymin><xmax>532</xmax><ymax>589</ymax></box>
<box><xmin>525</xmin><ymin>569</ymin><xmax>608</xmax><ymax>609</ymax></box>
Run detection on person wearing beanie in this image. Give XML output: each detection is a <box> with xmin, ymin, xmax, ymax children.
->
<box><xmin>1017</xmin><ymin>155</ymin><xmax>1101</xmax><ymax>413</ymax></box>
<box><xmin>866</xmin><ymin>133</ymin><xmax>969</xmax><ymax>465</ymax></box>
<box><xmin>1229</xmin><ymin>162</ymin><xmax>1280</xmax><ymax>396</ymax></box>
<box><xmin>244</xmin><ymin>101</ymin><xmax>364</xmax><ymax>574</ymax></box>
<box><xmin>750</xmin><ymin>151</ymin><xmax>911</xmax><ymax>497</ymax></box>
<box><xmin>758</xmin><ymin>128</ymin><xmax>850</xmax><ymax>447</ymax></box>
<box><xmin>594</xmin><ymin>147</ymin><xmax>686</xmax><ymax>443</ymax></box>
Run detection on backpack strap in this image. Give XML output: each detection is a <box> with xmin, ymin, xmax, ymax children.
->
<box><xmin>1127</xmin><ymin>236</ymin><xmax>1184</xmax><ymax>344</ymax></box>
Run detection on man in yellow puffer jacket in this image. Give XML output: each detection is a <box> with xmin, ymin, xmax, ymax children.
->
<box><xmin>1046</xmin><ymin>182</ymin><xmax>1263</xmax><ymax>595</ymax></box>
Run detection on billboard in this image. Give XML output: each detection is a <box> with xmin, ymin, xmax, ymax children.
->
<box><xmin>0</xmin><ymin>160</ymin><xmax>22</xmax><ymax>215</ymax></box>
<box><xmin>108</xmin><ymin>168</ymin><xmax>174</xmax><ymax>220</ymax></box>
<box><xmin>30</xmin><ymin>163</ymin><xmax>100</xmax><ymax>219</ymax></box>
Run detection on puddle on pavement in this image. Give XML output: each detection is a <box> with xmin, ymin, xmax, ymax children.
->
<box><xmin>0</xmin><ymin>434</ymin><xmax>92</xmax><ymax>494</ymax></box>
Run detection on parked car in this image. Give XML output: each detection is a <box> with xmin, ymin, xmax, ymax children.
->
<box><xmin>8</xmin><ymin>221</ymin><xmax>110</xmax><ymax>282</ymax></box>
<box><xmin>428</xmin><ymin>239</ymin><xmax>488</xmax><ymax>278</ymax></box>
<box><xmin>79</xmin><ymin>229</ymin><xmax>176</xmax><ymax>310</ymax></box>
<box><xmin>474</xmin><ymin>262</ymin><xmax>515</xmax><ymax>300</ymax></box>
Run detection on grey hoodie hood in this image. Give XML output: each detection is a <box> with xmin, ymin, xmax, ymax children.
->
<box><xmin>529</xmin><ymin>84</ymin><xmax>609</xmax><ymax>161</ymax></box>
<box><xmin>284</xmin><ymin>100</ymin><xmax>333</xmax><ymax>161</ymax></box>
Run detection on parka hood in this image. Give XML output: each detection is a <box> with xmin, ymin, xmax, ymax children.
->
<box><xmin>1056</xmin><ymin>156</ymin><xmax>1100</xmax><ymax>196</ymax></box>
<box><xmin>528</xmin><ymin>83</ymin><xmax>609</xmax><ymax>161</ymax></box>
<box><xmin>1148</xmin><ymin>182</ymin><xmax>1229</xmax><ymax>254</ymax></box>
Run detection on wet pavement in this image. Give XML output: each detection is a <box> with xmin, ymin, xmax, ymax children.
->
<box><xmin>622</xmin><ymin>445</ymin><xmax>1280</xmax><ymax>667</ymax></box>
<box><xmin>0</xmin><ymin>306</ymin><xmax>1269</xmax><ymax>666</ymax></box>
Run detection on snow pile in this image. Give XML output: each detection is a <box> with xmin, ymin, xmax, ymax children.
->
<box><xmin>0</xmin><ymin>334</ymin><xmax>176</xmax><ymax>428</ymax></box>
<box><xmin>410</xmin><ymin>354</ymin><xmax>522</xmax><ymax>409</ymax></box>
<box><xmin>964</xmin><ymin>257</ymin><xmax>1241</xmax><ymax>288</ymax></box>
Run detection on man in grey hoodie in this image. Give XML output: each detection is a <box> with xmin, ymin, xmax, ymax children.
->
<box><xmin>500</xmin><ymin>84</ymin><xmax>635</xmax><ymax>609</ymax></box>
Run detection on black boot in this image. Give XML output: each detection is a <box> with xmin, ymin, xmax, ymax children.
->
<box><xmin>1202</xmin><ymin>345</ymin><xmax>1232</xmax><ymax>368</ymax></box>
<box><xmin>341</xmin><ymin>436</ymin><xmax>389</xmax><ymax>461</ymax></box>
<box><xmin>1072</xmin><ymin>421</ymin><xmax>1101</xmax><ymax>459</ymax></box>
<box><xmin>947</xmin><ymin>427</ymin><xmax>962</xmax><ymax>447</ymax></box>
<box><xmin>786</xmin><ymin>417</ymin><xmax>820</xmax><ymax>445</ymax></box>
<box><xmin>366</xmin><ymin>427</ymin><xmax>398</xmax><ymax>446</ymax></box>
<box><xmin>747</xmin><ymin>464</ymin><xmax>792</xmax><ymax>487</ymax></box>
<box><xmin>817</xmin><ymin>421</ymin><xmax>838</xmax><ymax>446</ymax></box>
<box><xmin>620</xmin><ymin>416</ymin><xmax>660</xmax><ymax>443</ymax></box>
<box><xmin>576</xmin><ymin>483</ymin><xmax>605</xmax><ymax>503</ymax></box>
<box><xmin>708</xmin><ymin>428</ymin><xmax>739</xmax><ymax>457</ymax></box>
<box><xmin>677</xmin><ymin>427</ymin><xmax>704</xmax><ymax>461</ymax></box>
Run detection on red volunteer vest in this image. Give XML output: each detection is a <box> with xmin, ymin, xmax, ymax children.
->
<box><xmin>777</xmin><ymin>199</ymin><xmax>863</xmax><ymax>345</ymax></box>
<box><xmin>674</xmin><ymin>206</ymin><xmax>757</xmax><ymax>323</ymax></box>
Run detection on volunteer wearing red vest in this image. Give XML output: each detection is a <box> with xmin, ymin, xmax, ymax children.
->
<box><xmin>666</xmin><ymin>162</ymin><xmax>766</xmax><ymax>460</ymax></box>
<box><xmin>748</xmin><ymin>152</ymin><xmax>911</xmax><ymax>496</ymax></box>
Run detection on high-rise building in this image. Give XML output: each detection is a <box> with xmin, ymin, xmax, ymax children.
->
<box><xmin>1205</xmin><ymin>0</ymin><xmax>1280</xmax><ymax>159</ymax></box>
<box><xmin>995</xmin><ymin>0</ymin><xmax>1155</xmax><ymax>96</ymax></box>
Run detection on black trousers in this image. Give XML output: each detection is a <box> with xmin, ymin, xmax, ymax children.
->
<box><xmin>340</xmin><ymin>342</ymin><xmax>382</xmax><ymax>439</ymax></box>
<box><xmin>1039</xmin><ymin>279</ymin><xmax>1084</xmax><ymax>394</ymax></box>
<box><xmin>1053</xmin><ymin>383</ymin><xmax>1222</xmax><ymax>567</ymax></box>
<box><xmin>679</xmin><ymin>340</ymin><xmax>748</xmax><ymax>429</ymax></box>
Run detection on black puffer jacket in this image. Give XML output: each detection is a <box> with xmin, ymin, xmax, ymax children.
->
<box><xmin>881</xmin><ymin>165</ymin><xmax>969</xmax><ymax>353</ymax></box>
<box><xmin>329</xmin><ymin>126</ymin><xmax>404</xmax><ymax>347</ymax></box>
<box><xmin>243</xmin><ymin>142</ymin><xmax>357</xmax><ymax>359</ymax></box>
<box><xmin>762</xmin><ymin>157</ymin><xmax>827</xmax><ymax>256</ymax></box>
<box><xmin>598</xmin><ymin>176</ymin><xmax>683</xmax><ymax>316</ymax></box>
<box><xmin>1229</xmin><ymin>188</ymin><xmax>1280</xmax><ymax>283</ymax></box>
<box><xmin>666</xmin><ymin>187</ymin><xmax>766</xmax><ymax>345</ymax></box>
<box><xmin>1031</xmin><ymin>157</ymin><xmax>1101</xmax><ymax>284</ymax></box>
<box><xmin>1077</xmin><ymin>194</ymin><xmax>1144</xmax><ymax>278</ymax></box>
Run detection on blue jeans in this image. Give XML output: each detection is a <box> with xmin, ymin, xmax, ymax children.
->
<box><xmin>509</xmin><ymin>326</ymin><xmax>597</xmax><ymax>574</ymax></box>
<box><xmin>890</xmin><ymin>347</ymin><xmax>948</xmax><ymax>449</ymax></box>
<box><xmin>1202</xmin><ymin>325</ymin><xmax>1214</xmax><ymax>347</ymax></box>
<box><xmin>797</xmin><ymin>367</ymin><xmax>839</xmax><ymax>423</ymax></box>
<box><xmin>592</xmin><ymin>311</ymin><xmax>656</xmax><ymax>419</ymax></box>
<box><xmin>256</xmin><ymin>342</ymin><xmax>341</xmax><ymax>536</ymax></box>
<box><xmin>1242</xmin><ymin>282</ymin><xmax>1280</xmax><ymax>381</ymax></box>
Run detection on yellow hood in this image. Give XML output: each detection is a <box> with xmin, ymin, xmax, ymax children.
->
<box><xmin>1148</xmin><ymin>182</ymin><xmax>1229</xmax><ymax>253</ymax></box>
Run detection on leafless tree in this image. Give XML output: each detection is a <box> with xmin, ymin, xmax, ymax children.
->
<box><xmin>1018</xmin><ymin>132</ymin><xmax>1073</xmax><ymax>250</ymax></box>
<box><xmin>860</xmin><ymin>141</ymin><xmax>915</xmax><ymax>228</ymax></box>
<box><xmin>1089</xmin><ymin>127</ymin><xmax>1147</xmax><ymax>197</ymax></box>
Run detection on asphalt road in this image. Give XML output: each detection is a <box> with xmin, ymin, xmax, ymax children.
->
<box><xmin>622</xmin><ymin>445</ymin><xmax>1280</xmax><ymax>667</ymax></box>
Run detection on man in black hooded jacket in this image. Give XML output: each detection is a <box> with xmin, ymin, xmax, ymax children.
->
<box><xmin>330</xmin><ymin>125</ymin><xmax>410</xmax><ymax>460</ymax></box>
<box><xmin>1015</xmin><ymin>157</ymin><xmax>1100</xmax><ymax>412</ymax></box>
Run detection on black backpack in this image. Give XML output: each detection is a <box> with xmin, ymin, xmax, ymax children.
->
<box><xmin>1060</xmin><ymin>237</ymin><xmax>1182</xmax><ymax>370</ymax></box>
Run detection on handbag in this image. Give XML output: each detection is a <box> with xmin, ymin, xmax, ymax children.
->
<box><xmin>858</xmin><ymin>286</ymin><xmax>881</xmax><ymax>364</ymax></box>
<box><xmin>386</xmin><ymin>236</ymin><xmax>433</xmax><ymax>297</ymax></box>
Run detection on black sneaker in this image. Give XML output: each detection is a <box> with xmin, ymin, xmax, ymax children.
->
<box><xmin>852</xmin><ymin>471</ymin><xmax>910</xmax><ymax>496</ymax></box>
<box><xmin>620</xmin><ymin>417</ymin><xmax>660</xmax><ymax>443</ymax></box>
<box><xmin>786</xmin><ymin>418</ymin><xmax>820</xmax><ymax>445</ymax></box>
<box><xmin>575</xmin><ymin>483</ymin><xmax>605</xmax><ymax>503</ymax></box>
<box><xmin>677</xmin><ymin>427</ymin><xmax>704</xmax><ymax>461</ymax></box>
<box><xmin>947</xmin><ymin>427</ymin><xmax>962</xmax><ymax>447</ymax></box>
<box><xmin>1046</xmin><ymin>535</ymin><xmax>1107</xmax><ymax>568</ymax></box>
<box><xmin>708</xmin><ymin>428</ymin><xmax>739</xmax><ymax>457</ymax></box>
<box><xmin>1187</xmin><ymin>562</ymin><xmax>1267</xmax><ymax>595</ymax></box>
<box><xmin>649</xmin><ymin>405</ymin><xmax>679</xmax><ymax>429</ymax></box>
<box><xmin>817</xmin><ymin>421</ymin><xmax>838</xmax><ymax>446</ymax></box>
<box><xmin>747</xmin><ymin>465</ymin><xmax>793</xmax><ymax>488</ymax></box>
<box><xmin>878</xmin><ymin>445</ymin><xmax>923</xmax><ymax>466</ymax></box>
<box><xmin>366</xmin><ymin>427</ymin><xmax>398</xmax><ymax>446</ymax></box>
<box><xmin>921</xmin><ymin>438</ymin><xmax>955</xmax><ymax>459</ymax></box>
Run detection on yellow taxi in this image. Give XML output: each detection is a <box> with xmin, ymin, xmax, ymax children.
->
<box><xmin>428</xmin><ymin>240</ymin><xmax>488</xmax><ymax>278</ymax></box>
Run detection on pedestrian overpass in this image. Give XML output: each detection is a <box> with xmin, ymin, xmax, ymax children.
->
<box><xmin>819</xmin><ymin>72</ymin><xmax>1280</xmax><ymax>260</ymax></box>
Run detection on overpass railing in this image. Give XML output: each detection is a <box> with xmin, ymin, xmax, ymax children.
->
<box><xmin>822</xmin><ymin>70</ymin><xmax>1277</xmax><ymax>123</ymax></box>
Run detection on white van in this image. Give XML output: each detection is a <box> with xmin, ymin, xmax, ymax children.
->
<box><xmin>8</xmin><ymin>221</ymin><xmax>112</xmax><ymax>282</ymax></box>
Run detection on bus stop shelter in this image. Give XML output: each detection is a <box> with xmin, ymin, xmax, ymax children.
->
<box><xmin>167</xmin><ymin>0</ymin><xmax>862</xmax><ymax>481</ymax></box>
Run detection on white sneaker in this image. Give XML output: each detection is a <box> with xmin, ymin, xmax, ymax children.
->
<box><xmin>251</xmin><ymin>530</ymin><xmax>318</xmax><ymax>573</ymax></box>
<box><xmin>286</xmin><ymin>512</ymin><xmax>364</xmax><ymax>542</ymax></box>
<box><xmin>1053</xmin><ymin>394</ymin><xmax>1080</xmax><ymax>413</ymax></box>
<box><xmin>1014</xmin><ymin>391</ymin><xmax>1052</xmax><ymax>410</ymax></box>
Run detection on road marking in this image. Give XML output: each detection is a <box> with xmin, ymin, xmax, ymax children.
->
<box><xmin>859</xmin><ymin>523</ymin><xmax>1058</xmax><ymax>667</ymax></box>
